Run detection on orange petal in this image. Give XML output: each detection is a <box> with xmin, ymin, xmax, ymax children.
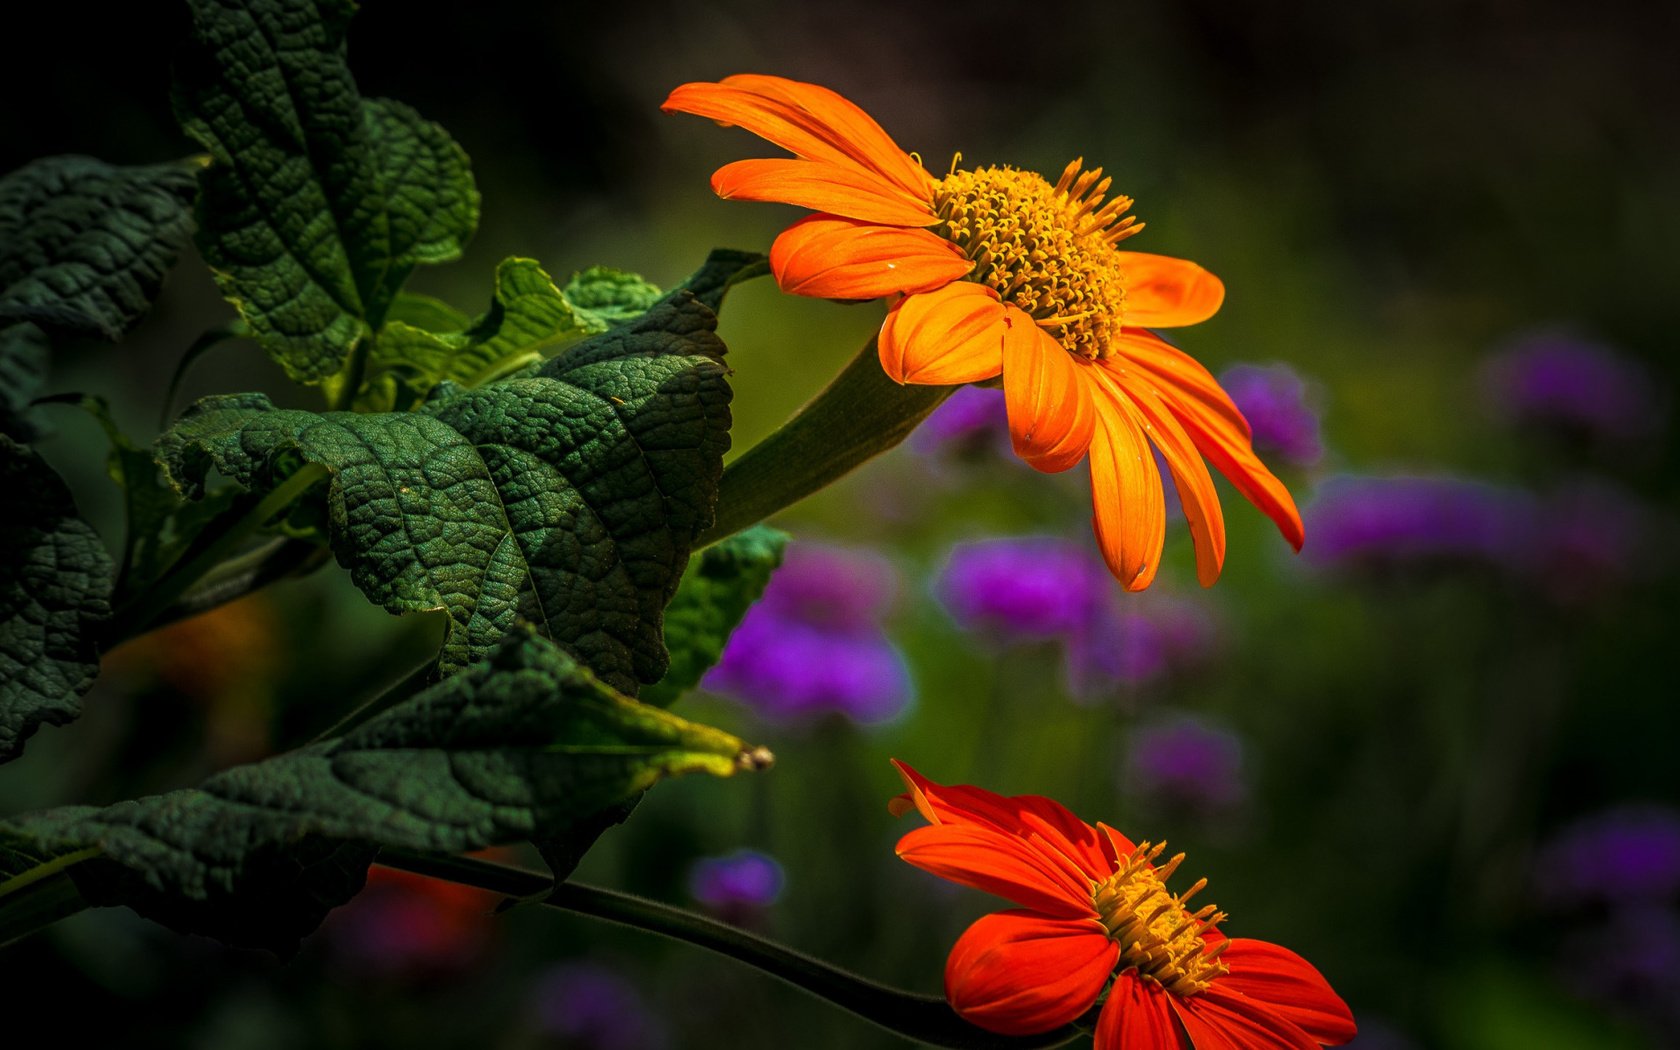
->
<box><xmin>770</xmin><ymin>215</ymin><xmax>971</xmax><ymax>300</ymax></box>
<box><xmin>1103</xmin><ymin>361</ymin><xmax>1228</xmax><ymax>587</ymax></box>
<box><xmin>1169</xmin><ymin>986</ymin><xmax>1320</xmax><ymax>1050</ymax></box>
<box><xmin>1001</xmin><ymin>314</ymin><xmax>1098</xmax><ymax>474</ymax></box>
<box><xmin>1219</xmin><ymin>939</ymin><xmax>1358</xmax><ymax>1045</ymax></box>
<box><xmin>1086</xmin><ymin>382</ymin><xmax>1167</xmax><ymax>591</ymax></box>
<box><xmin>878</xmin><ymin>283</ymin><xmax>1006</xmax><ymax>386</ymax></box>
<box><xmin>945</xmin><ymin>910</ymin><xmax>1117</xmax><ymax>1036</ymax></box>
<box><xmin>896</xmin><ymin>824</ymin><xmax>1096</xmax><ymax>918</ymax></box>
<box><xmin>1095</xmin><ymin>971</ymin><xmax>1188</xmax><ymax>1050</ymax></box>
<box><xmin>1116</xmin><ymin>252</ymin><xmax>1225</xmax><ymax>327</ymax></box>
<box><xmin>891</xmin><ymin>760</ymin><xmax>1114</xmax><ymax>882</ymax></box>
<box><xmin>1119</xmin><ymin>330</ymin><xmax>1304</xmax><ymax>551</ymax></box>
<box><xmin>665</xmin><ymin>77</ymin><xmax>932</xmax><ymax>201</ymax></box>
<box><xmin>711</xmin><ymin>158</ymin><xmax>940</xmax><ymax>228</ymax></box>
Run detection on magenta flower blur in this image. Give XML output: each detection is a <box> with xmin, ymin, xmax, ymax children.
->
<box><xmin>703</xmin><ymin>543</ymin><xmax>911</xmax><ymax>723</ymax></box>
<box><xmin>1481</xmin><ymin>331</ymin><xmax>1666</xmax><ymax>444</ymax></box>
<box><xmin>935</xmin><ymin>537</ymin><xmax>1109</xmax><ymax>639</ymax></box>
<box><xmin>1303</xmin><ymin>474</ymin><xmax>1535</xmax><ymax>569</ymax></box>
<box><xmin>530</xmin><ymin>962</ymin><xmax>668</xmax><ymax>1050</ymax></box>
<box><xmin>1065</xmin><ymin>594</ymin><xmax>1222</xmax><ymax>696</ymax></box>
<box><xmin>1220</xmin><ymin>362</ymin><xmax>1325</xmax><ymax>466</ymax></box>
<box><xmin>1528</xmin><ymin>478</ymin><xmax>1653</xmax><ymax>601</ymax></box>
<box><xmin>1124</xmin><ymin>716</ymin><xmax>1247</xmax><ymax>817</ymax></box>
<box><xmin>1535</xmin><ymin>805</ymin><xmax>1680</xmax><ymax>908</ymax></box>
<box><xmin>688</xmin><ymin>849</ymin><xmax>785</xmax><ymax>925</ymax></box>
<box><xmin>910</xmin><ymin>384</ymin><xmax>1012</xmax><ymax>460</ymax></box>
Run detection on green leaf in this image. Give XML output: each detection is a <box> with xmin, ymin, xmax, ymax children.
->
<box><xmin>675</xmin><ymin>248</ymin><xmax>770</xmax><ymax>313</ymax></box>
<box><xmin>0</xmin><ymin>155</ymin><xmax>197</xmax><ymax>340</ymax></box>
<box><xmin>158</xmin><ymin>293</ymin><xmax>732</xmax><ymax>690</ymax></box>
<box><xmin>0</xmin><ymin>437</ymin><xmax>114</xmax><ymax>762</ymax></box>
<box><xmin>174</xmin><ymin>0</ymin><xmax>480</xmax><ymax>383</ymax></box>
<box><xmin>0</xmin><ymin>324</ymin><xmax>49</xmax><ymax>442</ymax></box>
<box><xmin>0</xmin><ymin>629</ymin><xmax>765</xmax><ymax>953</ymax></box>
<box><xmin>563</xmin><ymin>266</ymin><xmax>664</xmax><ymax>330</ymax></box>
<box><xmin>642</xmin><ymin>526</ymin><xmax>788</xmax><ymax>707</ymax></box>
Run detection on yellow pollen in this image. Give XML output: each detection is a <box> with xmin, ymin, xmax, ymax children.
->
<box><xmin>1090</xmin><ymin>841</ymin><xmax>1230</xmax><ymax>997</ymax></box>
<box><xmin>933</xmin><ymin>159</ymin><xmax>1144</xmax><ymax>360</ymax></box>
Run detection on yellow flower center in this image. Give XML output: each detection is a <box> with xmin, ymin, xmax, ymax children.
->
<box><xmin>1091</xmin><ymin>840</ymin><xmax>1230</xmax><ymax>997</ymax></box>
<box><xmin>932</xmin><ymin>158</ymin><xmax>1144</xmax><ymax>361</ymax></box>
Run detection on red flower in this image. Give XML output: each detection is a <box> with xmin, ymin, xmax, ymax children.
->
<box><xmin>891</xmin><ymin>761</ymin><xmax>1356</xmax><ymax>1048</ymax></box>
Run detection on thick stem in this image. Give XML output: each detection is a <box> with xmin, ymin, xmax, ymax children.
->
<box><xmin>698</xmin><ymin>338</ymin><xmax>955</xmax><ymax>547</ymax></box>
<box><xmin>141</xmin><ymin>538</ymin><xmax>330</xmax><ymax>633</ymax></box>
<box><xmin>376</xmin><ymin>849</ymin><xmax>1084</xmax><ymax>1049</ymax></box>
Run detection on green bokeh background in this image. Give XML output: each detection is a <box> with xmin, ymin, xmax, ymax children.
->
<box><xmin>2</xmin><ymin>1</ymin><xmax>1675</xmax><ymax>1047</ymax></box>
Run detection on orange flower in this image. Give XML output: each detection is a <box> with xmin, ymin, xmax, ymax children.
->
<box><xmin>664</xmin><ymin>75</ymin><xmax>1304</xmax><ymax>590</ymax></box>
<box><xmin>890</xmin><ymin>761</ymin><xmax>1356</xmax><ymax>1048</ymax></box>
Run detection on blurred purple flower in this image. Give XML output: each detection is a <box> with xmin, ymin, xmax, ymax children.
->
<box><xmin>1125</xmin><ymin>716</ymin><xmax>1247</xmax><ymax>817</ymax></box>
<box><xmin>1558</xmin><ymin>904</ymin><xmax>1680</xmax><ymax>1036</ymax></box>
<box><xmin>689</xmin><ymin>849</ymin><xmax>785</xmax><ymax>925</ymax></box>
<box><xmin>911</xmin><ymin>385</ymin><xmax>1011</xmax><ymax>460</ymax></box>
<box><xmin>1527</xmin><ymin>478</ymin><xmax>1653</xmax><ymax>601</ymax></box>
<box><xmin>530</xmin><ymin>962</ymin><xmax>667</xmax><ymax>1050</ymax></box>
<box><xmin>1303</xmin><ymin>474</ymin><xmax>1536</xmax><ymax>569</ymax></box>
<box><xmin>935</xmin><ymin>537</ymin><xmax>1110</xmax><ymax>640</ymax></box>
<box><xmin>703</xmin><ymin>543</ymin><xmax>912</xmax><ymax>724</ymax></box>
<box><xmin>1220</xmin><ymin>363</ymin><xmax>1325</xmax><ymax>466</ymax></box>
<box><xmin>1535</xmin><ymin>805</ymin><xmax>1680</xmax><ymax>908</ymax></box>
<box><xmin>1066</xmin><ymin>594</ymin><xmax>1222</xmax><ymax>695</ymax></box>
<box><xmin>1481</xmin><ymin>331</ymin><xmax>1666</xmax><ymax>444</ymax></box>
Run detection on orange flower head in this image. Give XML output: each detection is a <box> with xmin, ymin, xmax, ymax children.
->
<box><xmin>665</xmin><ymin>75</ymin><xmax>1306</xmax><ymax>590</ymax></box>
<box><xmin>889</xmin><ymin>760</ymin><xmax>1357</xmax><ymax>1048</ymax></box>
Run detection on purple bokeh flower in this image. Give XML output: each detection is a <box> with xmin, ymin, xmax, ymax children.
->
<box><xmin>1558</xmin><ymin>904</ymin><xmax>1680</xmax><ymax>1037</ymax></box>
<box><xmin>1125</xmin><ymin>717</ymin><xmax>1247</xmax><ymax>817</ymax></box>
<box><xmin>1481</xmin><ymin>331</ymin><xmax>1666</xmax><ymax>444</ymax></box>
<box><xmin>688</xmin><ymin>849</ymin><xmax>785</xmax><ymax>925</ymax></box>
<box><xmin>1303</xmin><ymin>474</ymin><xmax>1536</xmax><ymax>569</ymax></box>
<box><xmin>530</xmin><ymin>962</ymin><xmax>667</xmax><ymax>1050</ymax></box>
<box><xmin>1066</xmin><ymin>596</ymin><xmax>1221</xmax><ymax>695</ymax></box>
<box><xmin>1535</xmin><ymin>805</ymin><xmax>1680</xmax><ymax>908</ymax></box>
<box><xmin>1527</xmin><ymin>478</ymin><xmax>1654</xmax><ymax>601</ymax></box>
<box><xmin>911</xmin><ymin>385</ymin><xmax>1012</xmax><ymax>460</ymax></box>
<box><xmin>703</xmin><ymin>543</ymin><xmax>911</xmax><ymax>724</ymax></box>
<box><xmin>935</xmin><ymin>537</ymin><xmax>1110</xmax><ymax>640</ymax></box>
<box><xmin>1220</xmin><ymin>363</ymin><xmax>1325</xmax><ymax>467</ymax></box>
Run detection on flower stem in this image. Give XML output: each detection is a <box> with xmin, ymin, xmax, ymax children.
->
<box><xmin>376</xmin><ymin>849</ymin><xmax>1084</xmax><ymax>1049</ymax></box>
<box><xmin>698</xmin><ymin>338</ymin><xmax>955</xmax><ymax>547</ymax></box>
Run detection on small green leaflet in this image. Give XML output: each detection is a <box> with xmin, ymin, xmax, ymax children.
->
<box><xmin>642</xmin><ymin>526</ymin><xmax>788</xmax><ymax>707</ymax></box>
<box><xmin>0</xmin><ymin>437</ymin><xmax>115</xmax><ymax>762</ymax></box>
<box><xmin>0</xmin><ymin>629</ymin><xmax>768</xmax><ymax>953</ymax></box>
<box><xmin>563</xmin><ymin>266</ymin><xmax>664</xmax><ymax>329</ymax></box>
<box><xmin>158</xmin><ymin>292</ymin><xmax>732</xmax><ymax>691</ymax></box>
<box><xmin>0</xmin><ymin>155</ymin><xmax>196</xmax><ymax>340</ymax></box>
<box><xmin>174</xmin><ymin>0</ymin><xmax>480</xmax><ymax>383</ymax></box>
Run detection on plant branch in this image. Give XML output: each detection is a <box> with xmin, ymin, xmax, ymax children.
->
<box><xmin>376</xmin><ymin>849</ymin><xmax>1085</xmax><ymax>1049</ymax></box>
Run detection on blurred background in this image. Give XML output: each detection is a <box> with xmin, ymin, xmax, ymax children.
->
<box><xmin>3</xmin><ymin>0</ymin><xmax>1677</xmax><ymax>1046</ymax></box>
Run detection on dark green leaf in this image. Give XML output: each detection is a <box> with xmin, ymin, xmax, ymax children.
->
<box><xmin>642</xmin><ymin>526</ymin><xmax>788</xmax><ymax>707</ymax></box>
<box><xmin>158</xmin><ymin>294</ymin><xmax>732</xmax><ymax>689</ymax></box>
<box><xmin>174</xmin><ymin>0</ymin><xmax>479</xmax><ymax>383</ymax></box>
<box><xmin>0</xmin><ymin>630</ymin><xmax>764</xmax><ymax>953</ymax></box>
<box><xmin>0</xmin><ymin>324</ymin><xmax>49</xmax><ymax>441</ymax></box>
<box><xmin>0</xmin><ymin>155</ymin><xmax>197</xmax><ymax>340</ymax></box>
<box><xmin>0</xmin><ymin>437</ymin><xmax>114</xmax><ymax>761</ymax></box>
<box><xmin>563</xmin><ymin>266</ymin><xmax>663</xmax><ymax>329</ymax></box>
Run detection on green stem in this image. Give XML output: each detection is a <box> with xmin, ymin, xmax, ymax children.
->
<box><xmin>159</xmin><ymin>322</ymin><xmax>247</xmax><ymax>428</ymax></box>
<box><xmin>376</xmin><ymin>850</ymin><xmax>1084</xmax><ymax>1049</ymax></box>
<box><xmin>139</xmin><ymin>538</ymin><xmax>330</xmax><ymax>634</ymax></box>
<box><xmin>308</xmin><ymin>658</ymin><xmax>436</xmax><ymax>744</ymax></box>
<box><xmin>697</xmin><ymin>338</ymin><xmax>955</xmax><ymax>547</ymax></box>
<box><xmin>106</xmin><ymin>464</ymin><xmax>330</xmax><ymax>643</ymax></box>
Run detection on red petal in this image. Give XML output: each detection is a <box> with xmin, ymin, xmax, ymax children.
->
<box><xmin>1087</xmin><ymin>377</ymin><xmax>1168</xmax><ymax>590</ymax></box>
<box><xmin>711</xmin><ymin>158</ymin><xmax>939</xmax><ymax>228</ymax></box>
<box><xmin>896</xmin><ymin>824</ymin><xmax>1095</xmax><ymax>918</ymax></box>
<box><xmin>1002</xmin><ymin>314</ymin><xmax>1098</xmax><ymax>473</ymax></box>
<box><xmin>1117</xmin><ymin>252</ymin><xmax>1225</xmax><ymax>328</ymax></box>
<box><xmin>1103</xmin><ymin>361</ymin><xmax>1228</xmax><ymax>586</ymax></box>
<box><xmin>877</xmin><ymin>283</ymin><xmax>1006</xmax><ymax>385</ymax></box>
<box><xmin>1170</xmin><ymin>987</ymin><xmax>1319</xmax><ymax>1050</ymax></box>
<box><xmin>770</xmin><ymin>215</ymin><xmax>971</xmax><ymax>300</ymax></box>
<box><xmin>945</xmin><ymin>909</ymin><xmax>1117</xmax><ymax>1036</ymax></box>
<box><xmin>1095</xmin><ymin>972</ymin><xmax>1190</xmax><ymax>1050</ymax></box>
<box><xmin>891</xmin><ymin>761</ymin><xmax>1114</xmax><ymax>881</ymax></box>
<box><xmin>1218</xmin><ymin>939</ymin><xmax>1357</xmax><ymax>1045</ymax></box>
<box><xmin>664</xmin><ymin>76</ymin><xmax>933</xmax><ymax>200</ymax></box>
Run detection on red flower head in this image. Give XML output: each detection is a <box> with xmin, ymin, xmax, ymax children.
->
<box><xmin>890</xmin><ymin>761</ymin><xmax>1356</xmax><ymax>1048</ymax></box>
<box><xmin>664</xmin><ymin>75</ymin><xmax>1304</xmax><ymax>591</ymax></box>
